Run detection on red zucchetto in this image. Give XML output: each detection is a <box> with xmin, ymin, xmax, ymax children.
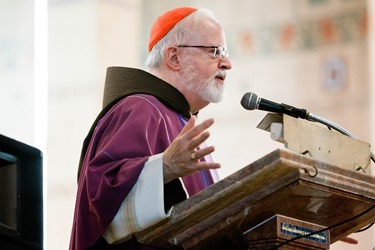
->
<box><xmin>148</xmin><ymin>7</ymin><xmax>197</xmax><ymax>52</ymax></box>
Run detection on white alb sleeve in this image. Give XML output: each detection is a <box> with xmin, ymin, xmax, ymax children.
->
<box><xmin>103</xmin><ymin>153</ymin><xmax>175</xmax><ymax>244</ymax></box>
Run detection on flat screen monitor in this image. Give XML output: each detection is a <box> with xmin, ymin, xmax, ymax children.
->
<box><xmin>0</xmin><ymin>134</ymin><xmax>43</xmax><ymax>249</ymax></box>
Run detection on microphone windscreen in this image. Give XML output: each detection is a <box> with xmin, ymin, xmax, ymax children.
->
<box><xmin>241</xmin><ymin>92</ymin><xmax>258</xmax><ymax>110</ymax></box>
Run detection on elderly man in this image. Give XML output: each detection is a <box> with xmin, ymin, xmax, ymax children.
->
<box><xmin>70</xmin><ymin>7</ymin><xmax>232</xmax><ymax>250</ymax></box>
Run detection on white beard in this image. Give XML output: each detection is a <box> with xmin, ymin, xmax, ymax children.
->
<box><xmin>199</xmin><ymin>73</ymin><xmax>227</xmax><ymax>103</ymax></box>
<box><xmin>182</xmin><ymin>64</ymin><xmax>227</xmax><ymax>103</ymax></box>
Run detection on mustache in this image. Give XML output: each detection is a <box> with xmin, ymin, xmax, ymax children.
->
<box><xmin>215</xmin><ymin>70</ymin><xmax>226</xmax><ymax>80</ymax></box>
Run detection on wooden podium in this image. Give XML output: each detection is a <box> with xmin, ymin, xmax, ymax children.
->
<box><xmin>135</xmin><ymin>149</ymin><xmax>375</xmax><ymax>249</ymax></box>
<box><xmin>135</xmin><ymin>115</ymin><xmax>375</xmax><ymax>249</ymax></box>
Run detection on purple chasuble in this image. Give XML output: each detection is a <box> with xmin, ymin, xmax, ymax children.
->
<box><xmin>70</xmin><ymin>92</ymin><xmax>215</xmax><ymax>250</ymax></box>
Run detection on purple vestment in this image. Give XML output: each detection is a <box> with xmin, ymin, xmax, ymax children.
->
<box><xmin>70</xmin><ymin>90</ymin><xmax>215</xmax><ymax>249</ymax></box>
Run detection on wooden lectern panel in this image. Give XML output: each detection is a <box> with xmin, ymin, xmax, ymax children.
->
<box><xmin>135</xmin><ymin>149</ymin><xmax>375</xmax><ymax>249</ymax></box>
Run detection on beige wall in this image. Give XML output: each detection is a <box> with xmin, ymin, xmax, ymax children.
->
<box><xmin>1</xmin><ymin>0</ymin><xmax>373</xmax><ymax>249</ymax></box>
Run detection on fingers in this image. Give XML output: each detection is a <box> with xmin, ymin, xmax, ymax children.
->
<box><xmin>192</xmin><ymin>145</ymin><xmax>215</xmax><ymax>161</ymax></box>
<box><xmin>180</xmin><ymin>116</ymin><xmax>214</xmax><ymax>140</ymax></box>
<box><xmin>339</xmin><ymin>236</ymin><xmax>358</xmax><ymax>244</ymax></box>
<box><xmin>179</xmin><ymin>115</ymin><xmax>196</xmax><ymax>134</ymax></box>
<box><xmin>189</xmin><ymin>130</ymin><xmax>211</xmax><ymax>150</ymax></box>
<box><xmin>190</xmin><ymin>145</ymin><xmax>220</xmax><ymax>173</ymax></box>
<box><xmin>196</xmin><ymin>161</ymin><xmax>221</xmax><ymax>171</ymax></box>
<box><xmin>163</xmin><ymin>117</ymin><xmax>219</xmax><ymax>183</ymax></box>
<box><xmin>176</xmin><ymin>116</ymin><xmax>215</xmax><ymax>152</ymax></box>
<box><xmin>190</xmin><ymin>118</ymin><xmax>214</xmax><ymax>138</ymax></box>
<box><xmin>184</xmin><ymin>117</ymin><xmax>214</xmax><ymax>147</ymax></box>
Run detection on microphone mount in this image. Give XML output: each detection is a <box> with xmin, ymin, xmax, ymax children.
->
<box><xmin>241</xmin><ymin>92</ymin><xmax>375</xmax><ymax>163</ymax></box>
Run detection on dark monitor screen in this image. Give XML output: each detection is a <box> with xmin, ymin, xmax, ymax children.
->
<box><xmin>0</xmin><ymin>134</ymin><xmax>43</xmax><ymax>249</ymax></box>
<box><xmin>0</xmin><ymin>152</ymin><xmax>18</xmax><ymax>232</ymax></box>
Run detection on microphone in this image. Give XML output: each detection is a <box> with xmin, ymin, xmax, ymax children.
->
<box><xmin>240</xmin><ymin>92</ymin><xmax>308</xmax><ymax>119</ymax></box>
<box><xmin>240</xmin><ymin>92</ymin><xmax>375</xmax><ymax>164</ymax></box>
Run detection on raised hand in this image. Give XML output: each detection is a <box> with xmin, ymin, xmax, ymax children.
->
<box><xmin>163</xmin><ymin>116</ymin><xmax>221</xmax><ymax>183</ymax></box>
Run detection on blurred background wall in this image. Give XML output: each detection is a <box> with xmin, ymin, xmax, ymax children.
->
<box><xmin>0</xmin><ymin>0</ymin><xmax>374</xmax><ymax>249</ymax></box>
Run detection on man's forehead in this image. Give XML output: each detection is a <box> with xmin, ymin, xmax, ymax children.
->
<box><xmin>187</xmin><ymin>21</ymin><xmax>226</xmax><ymax>45</ymax></box>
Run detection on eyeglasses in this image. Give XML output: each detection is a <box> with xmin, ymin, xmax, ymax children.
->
<box><xmin>177</xmin><ymin>45</ymin><xmax>230</xmax><ymax>59</ymax></box>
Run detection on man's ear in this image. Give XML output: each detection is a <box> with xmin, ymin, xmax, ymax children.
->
<box><xmin>165</xmin><ymin>46</ymin><xmax>181</xmax><ymax>70</ymax></box>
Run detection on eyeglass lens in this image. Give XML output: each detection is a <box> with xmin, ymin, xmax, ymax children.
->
<box><xmin>215</xmin><ymin>46</ymin><xmax>229</xmax><ymax>59</ymax></box>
